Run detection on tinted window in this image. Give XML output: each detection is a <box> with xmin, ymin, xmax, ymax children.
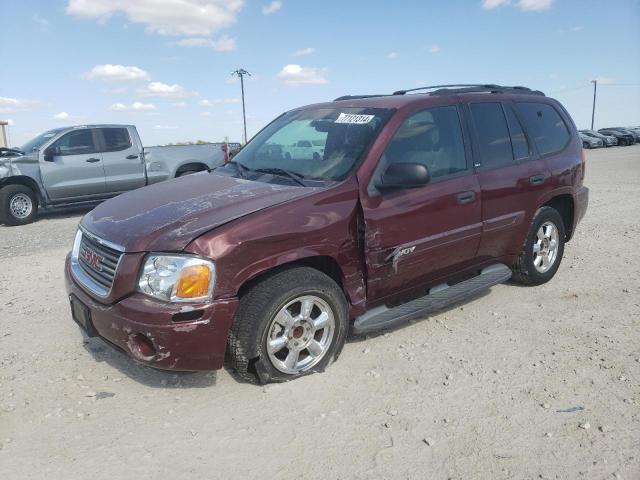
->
<box><xmin>504</xmin><ymin>105</ymin><xmax>530</xmax><ymax>160</ymax></box>
<box><xmin>101</xmin><ymin>128</ymin><xmax>131</xmax><ymax>152</ymax></box>
<box><xmin>517</xmin><ymin>102</ymin><xmax>570</xmax><ymax>155</ymax></box>
<box><xmin>53</xmin><ymin>129</ymin><xmax>96</xmax><ymax>156</ymax></box>
<box><xmin>381</xmin><ymin>106</ymin><xmax>466</xmax><ymax>180</ymax></box>
<box><xmin>469</xmin><ymin>102</ymin><xmax>513</xmax><ymax>169</ymax></box>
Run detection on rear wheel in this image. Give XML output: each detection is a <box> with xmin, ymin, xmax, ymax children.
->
<box><xmin>0</xmin><ymin>185</ymin><xmax>38</xmax><ymax>226</ymax></box>
<box><xmin>582</xmin><ymin>141</ymin><xmax>590</xmax><ymax>149</ymax></box>
<box><xmin>511</xmin><ymin>206</ymin><xmax>565</xmax><ymax>286</ymax></box>
<box><xmin>228</xmin><ymin>266</ymin><xmax>349</xmax><ymax>384</ymax></box>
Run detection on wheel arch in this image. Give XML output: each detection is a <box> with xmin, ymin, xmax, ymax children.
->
<box><xmin>543</xmin><ymin>193</ymin><xmax>575</xmax><ymax>241</ymax></box>
<box><xmin>175</xmin><ymin>162</ymin><xmax>209</xmax><ymax>177</ymax></box>
<box><xmin>0</xmin><ymin>175</ymin><xmax>44</xmax><ymax>205</ymax></box>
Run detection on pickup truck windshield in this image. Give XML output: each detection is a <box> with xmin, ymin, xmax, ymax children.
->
<box><xmin>20</xmin><ymin>128</ymin><xmax>66</xmax><ymax>153</ymax></box>
<box><xmin>231</xmin><ymin>107</ymin><xmax>391</xmax><ymax>182</ymax></box>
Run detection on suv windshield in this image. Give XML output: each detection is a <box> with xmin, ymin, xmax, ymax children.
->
<box><xmin>229</xmin><ymin>107</ymin><xmax>391</xmax><ymax>183</ymax></box>
<box><xmin>20</xmin><ymin>128</ymin><xmax>66</xmax><ymax>153</ymax></box>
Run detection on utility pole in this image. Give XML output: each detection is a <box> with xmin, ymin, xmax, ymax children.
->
<box><xmin>231</xmin><ymin>68</ymin><xmax>251</xmax><ymax>144</ymax></box>
<box><xmin>590</xmin><ymin>79</ymin><xmax>597</xmax><ymax>130</ymax></box>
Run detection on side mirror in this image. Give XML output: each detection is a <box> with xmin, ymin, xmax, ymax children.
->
<box><xmin>375</xmin><ymin>162</ymin><xmax>430</xmax><ymax>190</ymax></box>
<box><xmin>43</xmin><ymin>146</ymin><xmax>60</xmax><ymax>161</ymax></box>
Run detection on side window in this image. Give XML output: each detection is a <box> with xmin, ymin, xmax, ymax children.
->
<box><xmin>101</xmin><ymin>128</ymin><xmax>132</xmax><ymax>152</ymax></box>
<box><xmin>516</xmin><ymin>102</ymin><xmax>570</xmax><ymax>156</ymax></box>
<box><xmin>469</xmin><ymin>102</ymin><xmax>513</xmax><ymax>169</ymax></box>
<box><xmin>381</xmin><ymin>106</ymin><xmax>467</xmax><ymax>180</ymax></box>
<box><xmin>504</xmin><ymin>105</ymin><xmax>530</xmax><ymax>160</ymax></box>
<box><xmin>53</xmin><ymin>129</ymin><xmax>96</xmax><ymax>156</ymax></box>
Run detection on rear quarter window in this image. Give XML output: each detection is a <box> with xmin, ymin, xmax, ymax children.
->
<box><xmin>516</xmin><ymin>102</ymin><xmax>570</xmax><ymax>156</ymax></box>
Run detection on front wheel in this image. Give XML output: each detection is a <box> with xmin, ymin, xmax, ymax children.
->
<box><xmin>511</xmin><ymin>206</ymin><xmax>565</xmax><ymax>286</ymax></box>
<box><xmin>228</xmin><ymin>266</ymin><xmax>349</xmax><ymax>384</ymax></box>
<box><xmin>0</xmin><ymin>184</ymin><xmax>38</xmax><ymax>226</ymax></box>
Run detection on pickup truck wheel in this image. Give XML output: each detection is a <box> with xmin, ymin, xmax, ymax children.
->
<box><xmin>511</xmin><ymin>206</ymin><xmax>565</xmax><ymax>286</ymax></box>
<box><xmin>228</xmin><ymin>266</ymin><xmax>349</xmax><ymax>384</ymax></box>
<box><xmin>0</xmin><ymin>185</ymin><xmax>38</xmax><ymax>226</ymax></box>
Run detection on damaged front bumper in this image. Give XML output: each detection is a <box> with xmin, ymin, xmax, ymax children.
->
<box><xmin>64</xmin><ymin>254</ymin><xmax>239</xmax><ymax>371</ymax></box>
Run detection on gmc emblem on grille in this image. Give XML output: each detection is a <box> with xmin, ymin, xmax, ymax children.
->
<box><xmin>81</xmin><ymin>247</ymin><xmax>105</xmax><ymax>272</ymax></box>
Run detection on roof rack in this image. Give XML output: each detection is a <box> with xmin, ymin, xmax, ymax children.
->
<box><xmin>392</xmin><ymin>84</ymin><xmax>545</xmax><ymax>96</ymax></box>
<box><xmin>333</xmin><ymin>94</ymin><xmax>388</xmax><ymax>101</ymax></box>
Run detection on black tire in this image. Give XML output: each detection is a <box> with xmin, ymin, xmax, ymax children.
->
<box><xmin>176</xmin><ymin>169</ymin><xmax>201</xmax><ymax>177</ymax></box>
<box><xmin>284</xmin><ymin>152</ymin><xmax>292</xmax><ymax>161</ymax></box>
<box><xmin>228</xmin><ymin>266</ymin><xmax>349</xmax><ymax>384</ymax></box>
<box><xmin>0</xmin><ymin>184</ymin><xmax>38</xmax><ymax>226</ymax></box>
<box><xmin>582</xmin><ymin>141</ymin><xmax>590</xmax><ymax>149</ymax></box>
<box><xmin>511</xmin><ymin>206</ymin><xmax>566</xmax><ymax>286</ymax></box>
<box><xmin>312</xmin><ymin>152</ymin><xmax>321</xmax><ymax>161</ymax></box>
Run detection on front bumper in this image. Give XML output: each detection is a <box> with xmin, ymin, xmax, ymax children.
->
<box><xmin>65</xmin><ymin>254</ymin><xmax>239</xmax><ymax>371</ymax></box>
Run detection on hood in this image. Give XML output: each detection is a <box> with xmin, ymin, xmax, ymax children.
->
<box><xmin>82</xmin><ymin>172</ymin><xmax>320</xmax><ymax>252</ymax></box>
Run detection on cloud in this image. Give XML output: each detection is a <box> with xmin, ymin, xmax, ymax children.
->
<box><xmin>277</xmin><ymin>64</ymin><xmax>328</xmax><ymax>86</ymax></box>
<box><xmin>111</xmin><ymin>102</ymin><xmax>156</xmax><ymax>111</ymax></box>
<box><xmin>201</xmin><ymin>112</ymin><xmax>212</xmax><ymax>117</ymax></box>
<box><xmin>154</xmin><ymin>125</ymin><xmax>179</xmax><ymax>129</ymax></box>
<box><xmin>138</xmin><ymin>81</ymin><xmax>196</xmax><ymax>98</ymax></box>
<box><xmin>6</xmin><ymin>119</ymin><xmax>15</xmax><ymax>126</ymax></box>
<box><xmin>32</xmin><ymin>14</ymin><xmax>50</xmax><ymax>31</ymax></box>
<box><xmin>293</xmin><ymin>47</ymin><xmax>315</xmax><ymax>57</ymax></box>
<box><xmin>0</xmin><ymin>96</ymin><xmax>37</xmax><ymax>114</ymax></box>
<box><xmin>482</xmin><ymin>0</ymin><xmax>552</xmax><ymax>11</ymax></box>
<box><xmin>199</xmin><ymin>98</ymin><xmax>240</xmax><ymax>107</ymax></box>
<box><xmin>53</xmin><ymin>112</ymin><xmax>70</xmax><ymax>120</ymax></box>
<box><xmin>66</xmin><ymin>0</ymin><xmax>244</xmax><ymax>36</ymax></box>
<box><xmin>262</xmin><ymin>1</ymin><xmax>282</xmax><ymax>15</ymax></box>
<box><xmin>171</xmin><ymin>102</ymin><xmax>187</xmax><ymax>108</ymax></box>
<box><xmin>173</xmin><ymin>34</ymin><xmax>236</xmax><ymax>51</ymax></box>
<box><xmin>593</xmin><ymin>76</ymin><xmax>616</xmax><ymax>85</ymax></box>
<box><xmin>86</xmin><ymin>64</ymin><xmax>150</xmax><ymax>82</ymax></box>
<box><xmin>429</xmin><ymin>44</ymin><xmax>441</xmax><ymax>53</ymax></box>
<box><xmin>387</xmin><ymin>52</ymin><xmax>398</xmax><ymax>59</ymax></box>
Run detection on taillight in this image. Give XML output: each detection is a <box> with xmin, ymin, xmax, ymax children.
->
<box><xmin>580</xmin><ymin>147</ymin><xmax>586</xmax><ymax>183</ymax></box>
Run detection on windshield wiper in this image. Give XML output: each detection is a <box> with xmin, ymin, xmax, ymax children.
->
<box><xmin>253</xmin><ymin>167</ymin><xmax>306</xmax><ymax>186</ymax></box>
<box><xmin>224</xmin><ymin>160</ymin><xmax>250</xmax><ymax>179</ymax></box>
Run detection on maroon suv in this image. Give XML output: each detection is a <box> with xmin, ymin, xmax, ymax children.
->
<box><xmin>65</xmin><ymin>84</ymin><xmax>588</xmax><ymax>383</ymax></box>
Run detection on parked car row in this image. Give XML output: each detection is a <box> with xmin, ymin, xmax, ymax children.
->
<box><xmin>579</xmin><ymin>127</ymin><xmax>640</xmax><ymax>149</ymax></box>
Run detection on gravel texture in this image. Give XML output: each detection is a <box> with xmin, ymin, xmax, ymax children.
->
<box><xmin>0</xmin><ymin>146</ymin><xmax>639</xmax><ymax>479</ymax></box>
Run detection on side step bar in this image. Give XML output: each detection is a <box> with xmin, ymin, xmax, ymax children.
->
<box><xmin>352</xmin><ymin>264</ymin><xmax>512</xmax><ymax>335</ymax></box>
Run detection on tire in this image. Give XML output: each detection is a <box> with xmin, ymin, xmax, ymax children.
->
<box><xmin>176</xmin><ymin>169</ymin><xmax>201</xmax><ymax>177</ymax></box>
<box><xmin>284</xmin><ymin>152</ymin><xmax>292</xmax><ymax>161</ymax></box>
<box><xmin>312</xmin><ymin>152</ymin><xmax>321</xmax><ymax>161</ymax></box>
<box><xmin>0</xmin><ymin>184</ymin><xmax>38</xmax><ymax>226</ymax></box>
<box><xmin>511</xmin><ymin>206</ymin><xmax>565</xmax><ymax>286</ymax></box>
<box><xmin>228</xmin><ymin>266</ymin><xmax>349</xmax><ymax>384</ymax></box>
<box><xmin>582</xmin><ymin>141</ymin><xmax>590</xmax><ymax>149</ymax></box>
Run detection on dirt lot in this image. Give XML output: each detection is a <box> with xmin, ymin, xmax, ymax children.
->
<box><xmin>1</xmin><ymin>146</ymin><xmax>639</xmax><ymax>480</ymax></box>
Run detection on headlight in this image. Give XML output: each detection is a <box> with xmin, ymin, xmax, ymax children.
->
<box><xmin>138</xmin><ymin>254</ymin><xmax>216</xmax><ymax>302</ymax></box>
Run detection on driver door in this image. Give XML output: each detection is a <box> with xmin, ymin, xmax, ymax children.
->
<box><xmin>40</xmin><ymin>128</ymin><xmax>106</xmax><ymax>201</ymax></box>
<box><xmin>361</xmin><ymin>104</ymin><xmax>482</xmax><ymax>302</ymax></box>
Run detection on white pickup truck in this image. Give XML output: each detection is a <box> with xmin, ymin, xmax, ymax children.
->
<box><xmin>282</xmin><ymin>140</ymin><xmax>325</xmax><ymax>161</ymax></box>
<box><xmin>0</xmin><ymin>124</ymin><xmax>230</xmax><ymax>225</ymax></box>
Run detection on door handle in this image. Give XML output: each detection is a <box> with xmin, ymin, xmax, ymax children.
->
<box><xmin>126</xmin><ymin>154</ymin><xmax>139</xmax><ymax>159</ymax></box>
<box><xmin>86</xmin><ymin>158</ymin><xmax>101</xmax><ymax>163</ymax></box>
<box><xmin>456</xmin><ymin>191</ymin><xmax>475</xmax><ymax>204</ymax></box>
<box><xmin>529</xmin><ymin>174</ymin><xmax>545</xmax><ymax>185</ymax></box>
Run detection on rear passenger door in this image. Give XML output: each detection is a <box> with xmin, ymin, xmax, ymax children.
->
<box><xmin>97</xmin><ymin>127</ymin><xmax>145</xmax><ymax>193</ymax></box>
<box><xmin>465</xmin><ymin>101</ymin><xmax>552</xmax><ymax>260</ymax></box>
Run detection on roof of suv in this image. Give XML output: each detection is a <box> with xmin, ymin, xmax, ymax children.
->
<box><xmin>316</xmin><ymin>84</ymin><xmax>547</xmax><ymax>110</ymax></box>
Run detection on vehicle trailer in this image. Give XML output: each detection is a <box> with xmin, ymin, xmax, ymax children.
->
<box><xmin>65</xmin><ymin>84</ymin><xmax>589</xmax><ymax>384</ymax></box>
<box><xmin>0</xmin><ymin>124</ymin><xmax>229</xmax><ymax>225</ymax></box>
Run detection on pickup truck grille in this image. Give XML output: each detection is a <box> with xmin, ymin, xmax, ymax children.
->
<box><xmin>77</xmin><ymin>233</ymin><xmax>123</xmax><ymax>292</ymax></box>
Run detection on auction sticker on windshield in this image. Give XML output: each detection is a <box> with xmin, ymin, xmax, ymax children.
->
<box><xmin>335</xmin><ymin>113</ymin><xmax>375</xmax><ymax>124</ymax></box>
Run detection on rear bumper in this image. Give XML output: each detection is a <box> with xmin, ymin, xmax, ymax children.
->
<box><xmin>64</xmin><ymin>254</ymin><xmax>238</xmax><ymax>371</ymax></box>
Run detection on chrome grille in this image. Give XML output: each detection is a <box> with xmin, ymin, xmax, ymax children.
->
<box><xmin>77</xmin><ymin>232</ymin><xmax>123</xmax><ymax>292</ymax></box>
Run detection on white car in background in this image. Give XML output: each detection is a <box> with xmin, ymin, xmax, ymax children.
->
<box><xmin>283</xmin><ymin>140</ymin><xmax>324</xmax><ymax>161</ymax></box>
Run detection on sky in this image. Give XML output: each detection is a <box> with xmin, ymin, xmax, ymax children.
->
<box><xmin>1</xmin><ymin>0</ymin><xmax>639</xmax><ymax>147</ymax></box>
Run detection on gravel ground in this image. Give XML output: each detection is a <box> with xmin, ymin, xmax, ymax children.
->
<box><xmin>1</xmin><ymin>146</ymin><xmax>639</xmax><ymax>479</ymax></box>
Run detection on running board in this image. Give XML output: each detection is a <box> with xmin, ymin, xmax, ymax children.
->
<box><xmin>352</xmin><ymin>264</ymin><xmax>512</xmax><ymax>335</ymax></box>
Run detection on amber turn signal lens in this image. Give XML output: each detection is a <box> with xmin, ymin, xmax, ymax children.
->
<box><xmin>175</xmin><ymin>265</ymin><xmax>211</xmax><ymax>299</ymax></box>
